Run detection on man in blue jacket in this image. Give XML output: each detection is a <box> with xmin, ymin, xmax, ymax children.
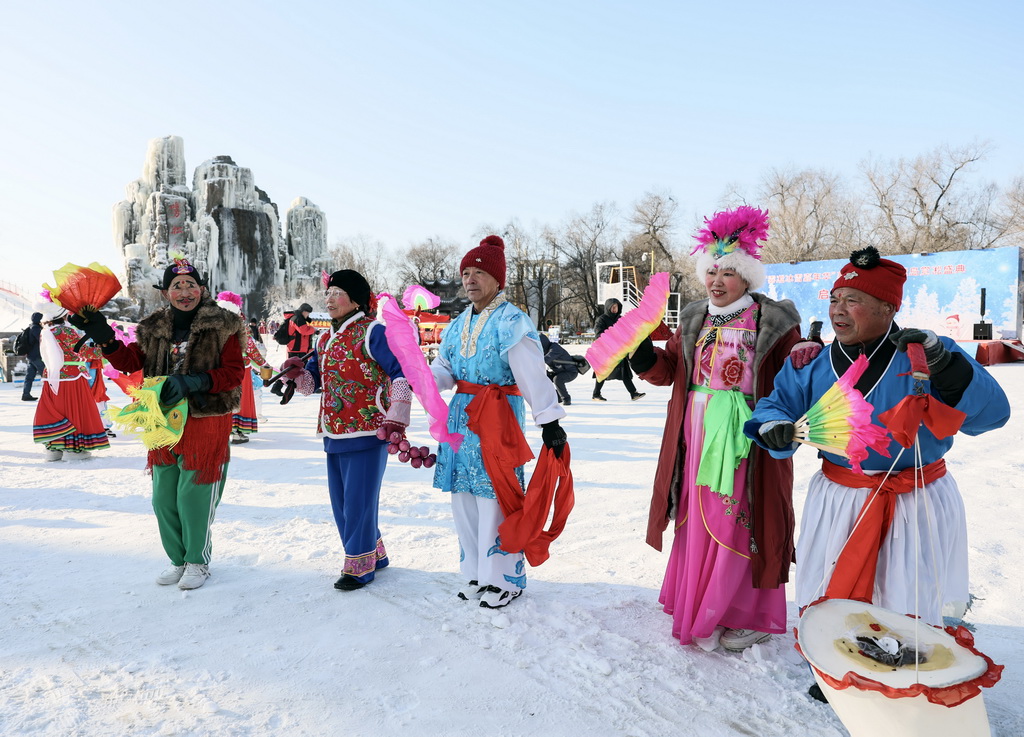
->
<box><xmin>745</xmin><ymin>247</ymin><xmax>1010</xmax><ymax>628</ymax></box>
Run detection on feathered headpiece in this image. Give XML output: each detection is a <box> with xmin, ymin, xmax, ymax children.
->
<box><xmin>216</xmin><ymin>291</ymin><xmax>243</xmax><ymax>314</ymax></box>
<box><xmin>34</xmin><ymin>291</ymin><xmax>67</xmax><ymax>321</ymax></box>
<box><xmin>691</xmin><ymin>206</ymin><xmax>770</xmax><ymax>290</ymax></box>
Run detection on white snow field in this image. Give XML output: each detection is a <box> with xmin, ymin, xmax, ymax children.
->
<box><xmin>1</xmin><ymin>334</ymin><xmax>1022</xmax><ymax>736</ymax></box>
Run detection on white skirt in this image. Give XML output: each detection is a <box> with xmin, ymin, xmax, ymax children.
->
<box><xmin>795</xmin><ymin>469</ymin><xmax>969</xmax><ymax>626</ymax></box>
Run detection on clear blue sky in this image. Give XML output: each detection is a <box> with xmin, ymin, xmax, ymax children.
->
<box><xmin>1</xmin><ymin>0</ymin><xmax>1021</xmax><ymax>293</ymax></box>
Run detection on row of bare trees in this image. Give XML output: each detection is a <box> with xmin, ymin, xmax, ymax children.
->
<box><xmin>317</xmin><ymin>142</ymin><xmax>1023</xmax><ymax>331</ymax></box>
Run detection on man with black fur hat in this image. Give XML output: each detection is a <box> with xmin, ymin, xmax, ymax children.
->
<box><xmin>281</xmin><ymin>269</ymin><xmax>413</xmax><ymax>591</ymax></box>
<box><xmin>70</xmin><ymin>254</ymin><xmax>245</xmax><ymax>591</ymax></box>
<box><xmin>746</xmin><ymin>246</ymin><xmax>1010</xmax><ymax>631</ymax></box>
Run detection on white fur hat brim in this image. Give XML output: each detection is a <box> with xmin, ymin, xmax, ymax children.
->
<box><xmin>217</xmin><ymin>301</ymin><xmax>241</xmax><ymax>314</ymax></box>
<box><xmin>695</xmin><ymin>250</ymin><xmax>765</xmax><ymax>292</ymax></box>
<box><xmin>34</xmin><ymin>300</ymin><xmax>67</xmax><ymax>322</ymax></box>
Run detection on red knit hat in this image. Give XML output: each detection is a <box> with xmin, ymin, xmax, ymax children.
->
<box><xmin>460</xmin><ymin>235</ymin><xmax>507</xmax><ymax>289</ymax></box>
<box><xmin>832</xmin><ymin>247</ymin><xmax>907</xmax><ymax>310</ymax></box>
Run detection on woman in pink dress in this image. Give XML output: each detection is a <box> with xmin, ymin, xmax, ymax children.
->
<box><xmin>630</xmin><ymin>207</ymin><xmax>803</xmax><ymax>652</ymax></box>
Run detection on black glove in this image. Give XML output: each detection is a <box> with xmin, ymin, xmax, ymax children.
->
<box><xmin>293</xmin><ymin>313</ymin><xmax>308</xmax><ymax>327</ymax></box>
<box><xmin>160</xmin><ymin>372</ymin><xmax>212</xmax><ymax>406</ymax></box>
<box><xmin>889</xmin><ymin>328</ymin><xmax>952</xmax><ymax>372</ymax></box>
<box><xmin>629</xmin><ymin>336</ymin><xmax>656</xmax><ymax>374</ymax></box>
<box><xmin>67</xmin><ymin>307</ymin><xmax>116</xmax><ymax>346</ymax></box>
<box><xmin>541</xmin><ymin>420</ymin><xmax>567</xmax><ymax>459</ymax></box>
<box><xmin>759</xmin><ymin>421</ymin><xmax>796</xmax><ymax>450</ymax></box>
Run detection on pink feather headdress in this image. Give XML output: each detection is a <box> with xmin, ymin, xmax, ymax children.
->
<box><xmin>691</xmin><ymin>206</ymin><xmax>770</xmax><ymax>290</ymax></box>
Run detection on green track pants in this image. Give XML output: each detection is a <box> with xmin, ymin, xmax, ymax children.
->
<box><xmin>151</xmin><ymin>457</ymin><xmax>229</xmax><ymax>565</ymax></box>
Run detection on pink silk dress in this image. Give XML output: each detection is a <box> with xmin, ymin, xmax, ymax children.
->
<box><xmin>658</xmin><ymin>302</ymin><xmax>787</xmax><ymax>644</ymax></box>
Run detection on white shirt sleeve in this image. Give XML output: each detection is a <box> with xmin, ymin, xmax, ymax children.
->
<box><xmin>430</xmin><ymin>351</ymin><xmax>456</xmax><ymax>392</ymax></box>
<box><xmin>508</xmin><ymin>337</ymin><xmax>566</xmax><ymax>426</ymax></box>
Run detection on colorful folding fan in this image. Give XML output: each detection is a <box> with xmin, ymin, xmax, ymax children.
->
<box><xmin>793</xmin><ymin>355</ymin><xmax>891</xmax><ymax>473</ymax></box>
<box><xmin>44</xmin><ymin>262</ymin><xmax>122</xmax><ymax>314</ymax></box>
<box><xmin>402</xmin><ymin>284</ymin><xmax>441</xmax><ymax>311</ymax></box>
<box><xmin>585</xmin><ymin>272</ymin><xmax>670</xmax><ymax>381</ymax></box>
<box><xmin>106</xmin><ymin>376</ymin><xmax>188</xmax><ymax>450</ymax></box>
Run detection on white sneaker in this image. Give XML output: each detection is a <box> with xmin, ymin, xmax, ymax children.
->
<box><xmin>693</xmin><ymin>625</ymin><xmax>726</xmax><ymax>653</ymax></box>
<box><xmin>43</xmin><ymin>448</ymin><xmax>63</xmax><ymax>462</ymax></box>
<box><xmin>178</xmin><ymin>563</ymin><xmax>210</xmax><ymax>590</ymax></box>
<box><xmin>65</xmin><ymin>450</ymin><xmax>92</xmax><ymax>461</ymax></box>
<box><xmin>156</xmin><ymin>564</ymin><xmax>186</xmax><ymax>585</ymax></box>
<box><xmin>457</xmin><ymin>580</ymin><xmax>486</xmax><ymax>600</ymax></box>
<box><xmin>479</xmin><ymin>585</ymin><xmax>522</xmax><ymax>609</ymax></box>
<box><xmin>720</xmin><ymin>628</ymin><xmax>771</xmax><ymax>652</ymax></box>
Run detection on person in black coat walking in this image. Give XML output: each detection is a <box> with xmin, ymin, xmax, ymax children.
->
<box><xmin>21</xmin><ymin>312</ymin><xmax>44</xmax><ymax>401</ymax></box>
<box><xmin>592</xmin><ymin>299</ymin><xmax>645</xmax><ymax>402</ymax></box>
<box><xmin>539</xmin><ymin>333</ymin><xmax>578</xmax><ymax>405</ymax></box>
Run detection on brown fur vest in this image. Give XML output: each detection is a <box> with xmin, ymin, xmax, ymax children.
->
<box><xmin>135</xmin><ymin>297</ymin><xmax>245</xmax><ymax>417</ymax></box>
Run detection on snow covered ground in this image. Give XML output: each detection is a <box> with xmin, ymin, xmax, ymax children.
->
<box><xmin>1</xmin><ymin>341</ymin><xmax>1022</xmax><ymax>737</ymax></box>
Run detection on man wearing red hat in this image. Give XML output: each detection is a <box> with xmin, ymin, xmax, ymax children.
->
<box><xmin>430</xmin><ymin>235</ymin><xmax>568</xmax><ymax>609</ymax></box>
<box><xmin>745</xmin><ymin>247</ymin><xmax>1009</xmax><ymax>633</ymax></box>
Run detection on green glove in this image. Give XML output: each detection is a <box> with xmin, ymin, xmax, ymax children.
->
<box><xmin>160</xmin><ymin>373</ymin><xmax>212</xmax><ymax>406</ymax></box>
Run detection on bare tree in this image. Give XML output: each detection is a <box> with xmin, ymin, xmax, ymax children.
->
<box><xmin>392</xmin><ymin>237</ymin><xmax>461</xmax><ymax>287</ymax></box>
<box><xmin>861</xmin><ymin>142</ymin><xmax>994</xmax><ymax>253</ymax></box>
<box><xmin>543</xmin><ymin>202</ymin><xmax>619</xmax><ymax>325</ymax></box>
<box><xmin>756</xmin><ymin>167</ymin><xmax>864</xmax><ymax>262</ymax></box>
<box><xmin>621</xmin><ymin>191</ymin><xmax>680</xmax><ymax>281</ymax></box>
<box><xmin>328</xmin><ymin>234</ymin><xmax>395</xmax><ymax>294</ymax></box>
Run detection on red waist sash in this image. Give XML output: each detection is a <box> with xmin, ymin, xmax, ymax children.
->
<box><xmin>822</xmin><ymin>457</ymin><xmax>947</xmax><ymax>603</ymax></box>
<box><xmin>461</xmin><ymin>380</ymin><xmax>574</xmax><ymax>566</ymax></box>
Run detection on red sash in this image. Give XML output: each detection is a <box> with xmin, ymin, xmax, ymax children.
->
<box><xmin>822</xmin><ymin>457</ymin><xmax>947</xmax><ymax>603</ymax></box>
<box><xmin>460</xmin><ymin>380</ymin><xmax>574</xmax><ymax>566</ymax></box>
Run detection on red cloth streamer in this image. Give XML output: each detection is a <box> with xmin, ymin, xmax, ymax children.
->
<box><xmin>878</xmin><ymin>393</ymin><xmax>966</xmax><ymax>449</ymax></box>
<box><xmin>461</xmin><ymin>381</ymin><xmax>575</xmax><ymax>566</ymax></box>
<box><xmin>821</xmin><ymin>458</ymin><xmax>947</xmax><ymax>604</ymax></box>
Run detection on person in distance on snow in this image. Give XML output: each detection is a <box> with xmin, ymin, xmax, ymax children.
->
<box><xmin>746</xmin><ymin>247</ymin><xmax>1010</xmax><ymax>629</ymax></box>
<box><xmin>20</xmin><ymin>311</ymin><xmax>45</xmax><ymax>401</ymax></box>
<box><xmin>281</xmin><ymin>269</ymin><xmax>413</xmax><ymax>591</ymax></box>
<box><xmin>629</xmin><ymin>206</ymin><xmax>802</xmax><ymax>654</ymax></box>
<box><xmin>592</xmin><ymin>298</ymin><xmax>645</xmax><ymax>402</ymax></box>
<box><xmin>70</xmin><ymin>256</ymin><xmax>245</xmax><ymax>591</ymax></box>
<box><xmin>539</xmin><ymin>332</ymin><xmax>579</xmax><ymax>405</ymax></box>
<box><xmin>430</xmin><ymin>235</ymin><xmax>567</xmax><ymax>609</ymax></box>
<box><xmin>270</xmin><ymin>302</ymin><xmax>316</xmax><ymax>397</ymax></box>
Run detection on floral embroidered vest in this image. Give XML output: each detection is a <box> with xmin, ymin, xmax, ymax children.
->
<box><xmin>45</xmin><ymin>326</ymin><xmax>89</xmax><ymax>381</ymax></box>
<box><xmin>316</xmin><ymin>317</ymin><xmax>391</xmax><ymax>438</ymax></box>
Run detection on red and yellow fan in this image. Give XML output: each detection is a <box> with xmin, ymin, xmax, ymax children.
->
<box><xmin>793</xmin><ymin>355</ymin><xmax>891</xmax><ymax>473</ymax></box>
<box><xmin>44</xmin><ymin>262</ymin><xmax>122</xmax><ymax>314</ymax></box>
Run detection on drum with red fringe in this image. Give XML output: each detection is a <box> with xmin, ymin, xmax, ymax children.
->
<box><xmin>796</xmin><ymin>598</ymin><xmax>1002</xmax><ymax>737</ymax></box>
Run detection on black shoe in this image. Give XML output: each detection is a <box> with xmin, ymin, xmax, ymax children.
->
<box><xmin>630</xmin><ymin>393</ymin><xmax>646</xmax><ymax>401</ymax></box>
<box><xmin>230</xmin><ymin>433</ymin><xmax>249</xmax><ymax>444</ymax></box>
<box><xmin>334</xmin><ymin>574</ymin><xmax>367</xmax><ymax>591</ymax></box>
<box><xmin>808</xmin><ymin>683</ymin><xmax>828</xmax><ymax>703</ymax></box>
<box><xmin>280</xmin><ymin>381</ymin><xmax>296</xmax><ymax>405</ymax></box>
<box><xmin>563</xmin><ymin>399</ymin><xmax>571</xmax><ymax>406</ymax></box>
<box><xmin>105</xmin><ymin>428</ymin><xmax>117</xmax><ymax>438</ymax></box>
<box><xmin>270</xmin><ymin>381</ymin><xmax>284</xmax><ymax>396</ymax></box>
<box><xmin>592</xmin><ymin>395</ymin><xmax>607</xmax><ymax>402</ymax></box>
<box><xmin>21</xmin><ymin>395</ymin><xmax>37</xmax><ymax>401</ymax></box>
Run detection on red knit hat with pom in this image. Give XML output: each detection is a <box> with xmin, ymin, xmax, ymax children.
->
<box><xmin>459</xmin><ymin>235</ymin><xmax>507</xmax><ymax>289</ymax></box>
<box><xmin>832</xmin><ymin>246</ymin><xmax>907</xmax><ymax>310</ymax></box>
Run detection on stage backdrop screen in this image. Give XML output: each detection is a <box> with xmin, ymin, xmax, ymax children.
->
<box><xmin>762</xmin><ymin>246</ymin><xmax>1022</xmax><ymax>341</ymax></box>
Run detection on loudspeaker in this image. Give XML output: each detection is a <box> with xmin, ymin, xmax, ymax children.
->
<box><xmin>973</xmin><ymin>323</ymin><xmax>992</xmax><ymax>340</ymax></box>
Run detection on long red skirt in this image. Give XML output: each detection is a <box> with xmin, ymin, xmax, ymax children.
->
<box><xmin>33</xmin><ymin>375</ymin><xmax>111</xmax><ymax>452</ymax></box>
<box><xmin>231</xmin><ymin>368</ymin><xmax>258</xmax><ymax>435</ymax></box>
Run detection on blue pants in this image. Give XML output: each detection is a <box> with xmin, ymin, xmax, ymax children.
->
<box><xmin>325</xmin><ymin>443</ymin><xmax>390</xmax><ymax>582</ymax></box>
<box><xmin>23</xmin><ymin>357</ymin><xmax>45</xmax><ymax>398</ymax></box>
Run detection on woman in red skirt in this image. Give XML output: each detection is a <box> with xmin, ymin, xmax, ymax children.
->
<box><xmin>32</xmin><ymin>302</ymin><xmax>110</xmax><ymax>461</ymax></box>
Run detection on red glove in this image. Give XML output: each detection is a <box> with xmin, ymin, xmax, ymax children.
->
<box><xmin>279</xmin><ymin>357</ymin><xmax>305</xmax><ymax>379</ymax></box>
<box><xmin>789</xmin><ymin>341</ymin><xmax>822</xmax><ymax>370</ymax></box>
